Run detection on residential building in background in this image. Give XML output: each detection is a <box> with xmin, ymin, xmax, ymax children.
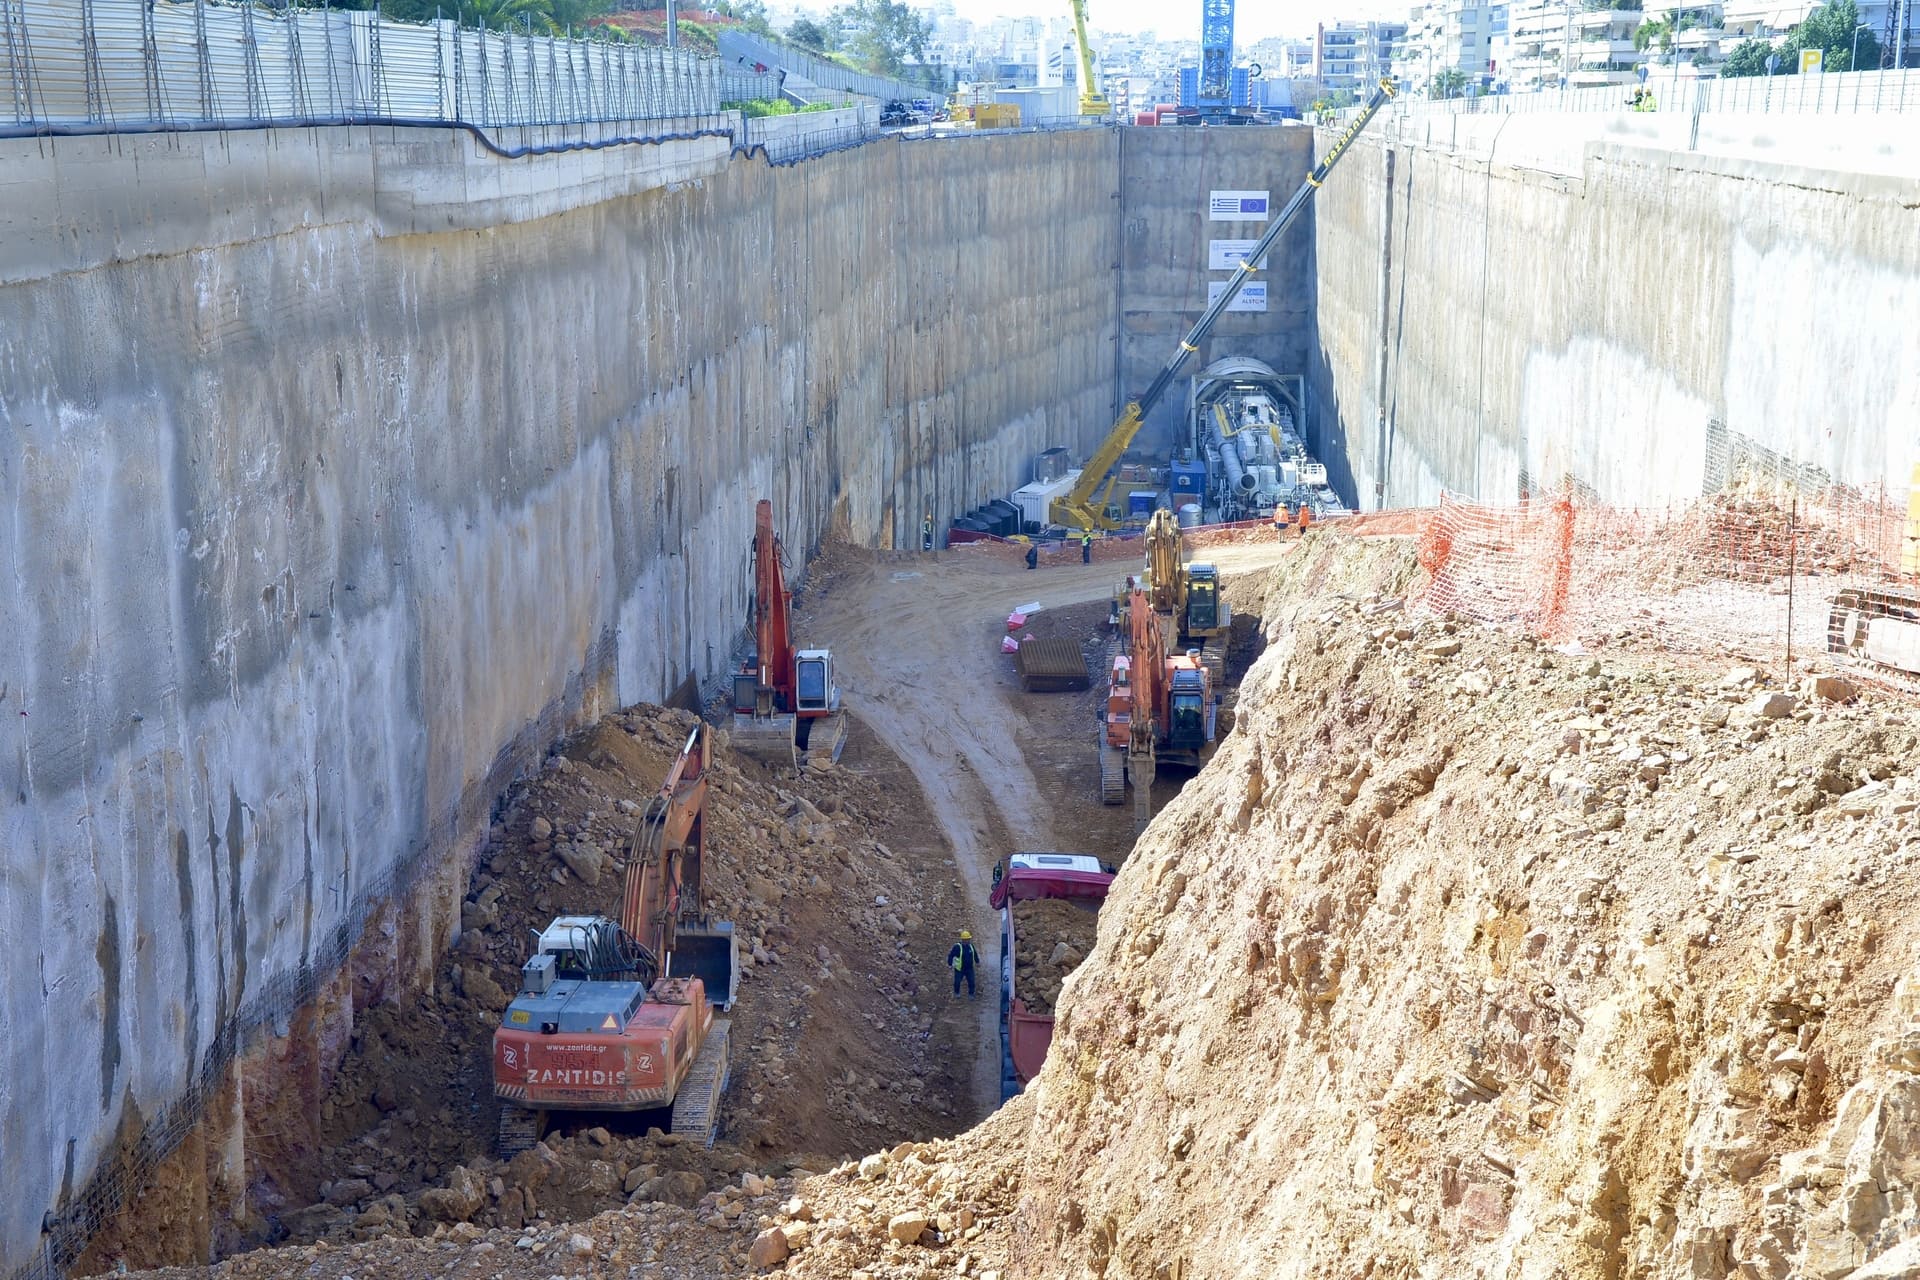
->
<box><xmin>1314</xmin><ymin>20</ymin><xmax>1407</xmax><ymax>89</ymax></box>
<box><xmin>1394</xmin><ymin>0</ymin><xmax>1499</xmax><ymax>92</ymax></box>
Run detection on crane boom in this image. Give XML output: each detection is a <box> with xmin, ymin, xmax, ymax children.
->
<box><xmin>1052</xmin><ymin>76</ymin><xmax>1399</xmax><ymax>533</ymax></box>
<box><xmin>1066</xmin><ymin>0</ymin><xmax>1110</xmax><ymax>117</ymax></box>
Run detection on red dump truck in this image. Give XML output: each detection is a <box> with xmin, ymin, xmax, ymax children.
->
<box><xmin>992</xmin><ymin>852</ymin><xmax>1115</xmax><ymax>1097</ymax></box>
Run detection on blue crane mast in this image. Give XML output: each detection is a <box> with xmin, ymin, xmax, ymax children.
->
<box><xmin>1198</xmin><ymin>0</ymin><xmax>1235</xmax><ymax>106</ymax></box>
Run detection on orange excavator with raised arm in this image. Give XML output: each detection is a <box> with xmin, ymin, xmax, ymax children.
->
<box><xmin>1100</xmin><ymin>588</ymin><xmax>1218</xmax><ymax>830</ymax></box>
<box><xmin>492</xmin><ymin>725</ymin><xmax>739</xmax><ymax>1153</ymax></box>
<box><xmin>730</xmin><ymin>499</ymin><xmax>849</xmax><ymax>768</ymax></box>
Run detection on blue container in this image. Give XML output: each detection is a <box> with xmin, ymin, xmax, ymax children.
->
<box><xmin>1128</xmin><ymin>490</ymin><xmax>1158</xmax><ymax>517</ymax></box>
<box><xmin>1170</xmin><ymin>460</ymin><xmax>1208</xmax><ymax>498</ymax></box>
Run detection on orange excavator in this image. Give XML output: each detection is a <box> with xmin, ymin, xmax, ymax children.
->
<box><xmin>492</xmin><ymin>725</ymin><xmax>739</xmax><ymax>1152</ymax></box>
<box><xmin>730</xmin><ymin>498</ymin><xmax>849</xmax><ymax>768</ymax></box>
<box><xmin>1100</xmin><ymin>588</ymin><xmax>1217</xmax><ymax>829</ymax></box>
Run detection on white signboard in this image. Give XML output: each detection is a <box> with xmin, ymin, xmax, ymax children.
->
<box><xmin>1208</xmin><ymin>239</ymin><xmax>1269</xmax><ymax>271</ymax></box>
<box><xmin>1206</xmin><ymin>280</ymin><xmax>1268</xmax><ymax>313</ymax></box>
<box><xmin>1208</xmin><ymin>189</ymin><xmax>1271</xmax><ymax>221</ymax></box>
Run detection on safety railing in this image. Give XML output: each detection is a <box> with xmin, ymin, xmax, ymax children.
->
<box><xmin>716</xmin><ymin>27</ymin><xmax>928</xmax><ymax>106</ymax></box>
<box><xmin>0</xmin><ymin>0</ymin><xmax>782</xmax><ymax>137</ymax></box>
<box><xmin>1385</xmin><ymin>65</ymin><xmax>1920</xmax><ymax>117</ymax></box>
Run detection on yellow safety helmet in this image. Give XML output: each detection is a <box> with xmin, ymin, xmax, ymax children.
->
<box><xmin>960</xmin><ymin>930</ymin><xmax>972</xmax><ymax>940</ymax></box>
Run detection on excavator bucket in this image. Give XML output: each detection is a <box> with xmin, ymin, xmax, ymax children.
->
<box><xmin>671</xmin><ymin>922</ymin><xmax>740</xmax><ymax>1012</ymax></box>
<box><xmin>730</xmin><ymin>712</ymin><xmax>797</xmax><ymax>768</ymax></box>
<box><xmin>796</xmin><ymin>710</ymin><xmax>849</xmax><ymax>767</ymax></box>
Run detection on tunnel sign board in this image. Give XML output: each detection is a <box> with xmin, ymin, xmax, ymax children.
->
<box><xmin>1206</xmin><ymin>280</ymin><xmax>1268</xmax><ymax>312</ymax></box>
<box><xmin>1209</xmin><ymin>239</ymin><xmax>1269</xmax><ymax>271</ymax></box>
<box><xmin>1208</xmin><ymin>190</ymin><xmax>1270</xmax><ymax>220</ymax></box>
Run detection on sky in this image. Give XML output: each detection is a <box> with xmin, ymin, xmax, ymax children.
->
<box><xmin>938</xmin><ymin>0</ymin><xmax>1407</xmax><ymax>43</ymax></box>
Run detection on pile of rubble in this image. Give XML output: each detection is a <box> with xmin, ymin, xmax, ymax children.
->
<box><xmin>1011</xmin><ymin>899</ymin><xmax>1097</xmax><ymax>1016</ymax></box>
<box><xmin>1011</xmin><ymin>533</ymin><xmax>1920</xmax><ymax>1279</ymax></box>
<box><xmin>220</xmin><ymin>702</ymin><xmax>976</xmax><ymax>1257</ymax></box>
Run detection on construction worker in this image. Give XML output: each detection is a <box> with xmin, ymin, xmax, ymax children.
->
<box><xmin>948</xmin><ymin>930</ymin><xmax>980</xmax><ymax>999</ymax></box>
<box><xmin>1273</xmin><ymin>506</ymin><xmax>1291</xmax><ymax>538</ymax></box>
<box><xmin>1025</xmin><ymin>541</ymin><xmax>1039</xmax><ymax>571</ymax></box>
<box><xmin>1296</xmin><ymin>502</ymin><xmax>1313</xmax><ymax>537</ymax></box>
<box><xmin>1080</xmin><ymin>529</ymin><xmax>1093</xmax><ymax>564</ymax></box>
<box><xmin>922</xmin><ymin>511</ymin><xmax>934</xmax><ymax>552</ymax></box>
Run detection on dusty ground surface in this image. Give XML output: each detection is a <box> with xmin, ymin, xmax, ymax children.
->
<box><xmin>106</xmin><ymin>702</ymin><xmax>984</xmax><ymax>1268</ymax></box>
<box><xmin>117</xmin><ymin>525</ymin><xmax>1920</xmax><ymax>1280</ymax></box>
<box><xmin>794</xmin><ymin>537</ymin><xmax>1298</xmax><ymax>1113</ymax></box>
<box><xmin>1016</xmin><ymin>533</ymin><xmax>1920</xmax><ymax>1280</ymax></box>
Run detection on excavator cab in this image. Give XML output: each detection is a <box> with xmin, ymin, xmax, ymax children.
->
<box><xmin>794</xmin><ymin>649</ymin><xmax>837</xmax><ymax>714</ymax></box>
<box><xmin>1185</xmin><ymin>565</ymin><xmax>1220</xmax><ymax>632</ymax></box>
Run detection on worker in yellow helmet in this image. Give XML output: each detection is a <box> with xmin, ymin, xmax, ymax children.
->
<box><xmin>948</xmin><ymin>929</ymin><xmax>981</xmax><ymax>1000</ymax></box>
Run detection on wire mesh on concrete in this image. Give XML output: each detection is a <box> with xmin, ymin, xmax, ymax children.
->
<box><xmin>0</xmin><ymin>0</ymin><xmax>778</xmax><ymax>135</ymax></box>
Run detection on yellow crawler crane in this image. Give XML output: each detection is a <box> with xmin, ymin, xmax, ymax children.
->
<box><xmin>1051</xmin><ymin>77</ymin><xmax>1399</xmax><ymax>533</ymax></box>
<box><xmin>1066</xmin><ymin>0</ymin><xmax>1111</xmax><ymax>118</ymax></box>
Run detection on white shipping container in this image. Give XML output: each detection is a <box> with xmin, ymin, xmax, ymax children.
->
<box><xmin>1011</xmin><ymin>470</ymin><xmax>1083</xmax><ymax>529</ymax></box>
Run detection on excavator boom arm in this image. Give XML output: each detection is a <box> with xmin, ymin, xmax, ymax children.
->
<box><xmin>1054</xmin><ymin>77</ymin><xmax>1397</xmax><ymax>532</ymax></box>
<box><xmin>750</xmin><ymin>499</ymin><xmax>795</xmax><ymax>707</ymax></box>
<box><xmin>621</xmin><ymin>726</ymin><xmax>709</xmax><ymax>957</ymax></box>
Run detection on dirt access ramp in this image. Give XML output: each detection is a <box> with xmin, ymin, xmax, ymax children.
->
<box><xmin>794</xmin><ymin>537</ymin><xmax>1304</xmax><ymax>1117</ymax></box>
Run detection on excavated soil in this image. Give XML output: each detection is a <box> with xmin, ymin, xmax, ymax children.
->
<box><xmin>1011</xmin><ymin>899</ymin><xmax>1100</xmax><ymax>1016</ymax></box>
<box><xmin>126</xmin><ymin>701</ymin><xmax>985</xmax><ymax>1267</ymax></box>
<box><xmin>119</xmin><ymin>527</ymin><xmax>1920</xmax><ymax>1280</ymax></box>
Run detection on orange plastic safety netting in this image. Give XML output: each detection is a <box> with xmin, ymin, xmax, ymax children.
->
<box><xmin>1410</xmin><ymin>475</ymin><xmax>1920</xmax><ymax>693</ymax></box>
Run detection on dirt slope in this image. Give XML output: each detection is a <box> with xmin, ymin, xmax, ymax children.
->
<box><xmin>1010</xmin><ymin>533</ymin><xmax>1920</xmax><ymax>1280</ymax></box>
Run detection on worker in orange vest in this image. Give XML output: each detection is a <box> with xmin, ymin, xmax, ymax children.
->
<box><xmin>1296</xmin><ymin>502</ymin><xmax>1313</xmax><ymax>536</ymax></box>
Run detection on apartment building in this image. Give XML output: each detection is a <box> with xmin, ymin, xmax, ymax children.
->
<box><xmin>1393</xmin><ymin>0</ymin><xmax>1503</xmax><ymax>90</ymax></box>
<box><xmin>1314</xmin><ymin>20</ymin><xmax>1408</xmax><ymax>89</ymax></box>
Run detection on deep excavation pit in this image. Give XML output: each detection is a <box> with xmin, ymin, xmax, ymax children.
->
<box><xmin>115</xmin><ymin>528</ymin><xmax>1920</xmax><ymax>1280</ymax></box>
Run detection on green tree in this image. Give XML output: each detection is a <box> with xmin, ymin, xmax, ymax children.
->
<box><xmin>830</xmin><ymin>0</ymin><xmax>929</xmax><ymax>76</ymax></box>
<box><xmin>1795</xmin><ymin>0</ymin><xmax>1880</xmax><ymax>69</ymax></box>
<box><xmin>1429</xmin><ymin>67</ymin><xmax>1469</xmax><ymax>97</ymax></box>
<box><xmin>787</xmin><ymin>16</ymin><xmax>836</xmax><ymax>50</ymax></box>
<box><xmin>1633</xmin><ymin>17</ymin><xmax>1671</xmax><ymax>52</ymax></box>
<box><xmin>1720</xmin><ymin>36</ymin><xmax>1779</xmax><ymax>75</ymax></box>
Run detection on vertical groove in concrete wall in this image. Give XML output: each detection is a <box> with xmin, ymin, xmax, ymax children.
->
<box><xmin>0</xmin><ymin>125</ymin><xmax>1120</xmax><ymax>1276</ymax></box>
<box><xmin>1310</xmin><ymin>124</ymin><xmax>1920</xmax><ymax>510</ymax></box>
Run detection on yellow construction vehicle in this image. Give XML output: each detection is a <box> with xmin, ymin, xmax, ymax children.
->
<box><xmin>1050</xmin><ymin>76</ymin><xmax>1399</xmax><ymax>533</ymax></box>
<box><xmin>1141</xmin><ymin>508</ymin><xmax>1231</xmax><ymax>684</ymax></box>
<box><xmin>1066</xmin><ymin>0</ymin><xmax>1111</xmax><ymax>118</ymax></box>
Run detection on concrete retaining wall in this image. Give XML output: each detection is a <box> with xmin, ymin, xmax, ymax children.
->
<box><xmin>1118</xmin><ymin>125</ymin><xmax>1316</xmax><ymax>452</ymax></box>
<box><xmin>0</xmin><ymin>122</ymin><xmax>1119</xmax><ymax>1275</ymax></box>
<box><xmin>1308</xmin><ymin>116</ymin><xmax>1920</xmax><ymax>509</ymax></box>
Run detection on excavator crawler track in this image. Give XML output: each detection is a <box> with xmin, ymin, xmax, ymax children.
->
<box><xmin>495</xmin><ymin>1105</ymin><xmax>544</xmax><ymax>1159</ymax></box>
<box><xmin>1829</xmin><ymin>587</ymin><xmax>1920</xmax><ymax>675</ymax></box>
<box><xmin>670</xmin><ymin>1018</ymin><xmax>731</xmax><ymax>1149</ymax></box>
<box><xmin>1099</xmin><ymin>746</ymin><xmax>1126</xmax><ymax>806</ymax></box>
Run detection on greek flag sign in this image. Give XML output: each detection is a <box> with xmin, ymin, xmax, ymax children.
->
<box><xmin>1208</xmin><ymin>190</ymin><xmax>1270</xmax><ymax>221</ymax></box>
